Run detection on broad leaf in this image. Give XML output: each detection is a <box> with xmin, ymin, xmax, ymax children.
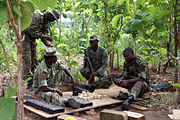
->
<box><xmin>0</xmin><ymin>2</ymin><xmax>9</xmax><ymax>26</ymax></box>
<box><xmin>111</xmin><ymin>14</ymin><xmax>122</xmax><ymax>28</ymax></box>
<box><xmin>5</xmin><ymin>86</ymin><xmax>17</xmax><ymax>98</ymax></box>
<box><xmin>32</xmin><ymin>0</ymin><xmax>57</xmax><ymax>10</ymax></box>
<box><xmin>143</xmin><ymin>14</ymin><xmax>154</xmax><ymax>24</ymax></box>
<box><xmin>20</xmin><ymin>1</ymin><xmax>34</xmax><ymax>31</ymax></box>
<box><xmin>13</xmin><ymin>5</ymin><xmax>22</xmax><ymax>17</ymax></box>
<box><xmin>154</xmin><ymin>19</ymin><xmax>165</xmax><ymax>31</ymax></box>
<box><xmin>130</xmin><ymin>19</ymin><xmax>143</xmax><ymax>31</ymax></box>
<box><xmin>0</xmin><ymin>98</ymin><xmax>16</xmax><ymax>120</ymax></box>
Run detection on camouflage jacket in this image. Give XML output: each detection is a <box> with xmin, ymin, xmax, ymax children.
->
<box><xmin>121</xmin><ymin>56</ymin><xmax>149</xmax><ymax>83</ymax></box>
<box><xmin>33</xmin><ymin>60</ymin><xmax>65</xmax><ymax>93</ymax></box>
<box><xmin>23</xmin><ymin>13</ymin><xmax>50</xmax><ymax>46</ymax></box>
<box><xmin>85</xmin><ymin>46</ymin><xmax>108</xmax><ymax>76</ymax></box>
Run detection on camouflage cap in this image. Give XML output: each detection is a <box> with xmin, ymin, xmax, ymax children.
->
<box><xmin>44</xmin><ymin>47</ymin><xmax>60</xmax><ymax>56</ymax></box>
<box><xmin>89</xmin><ymin>35</ymin><xmax>99</xmax><ymax>42</ymax></box>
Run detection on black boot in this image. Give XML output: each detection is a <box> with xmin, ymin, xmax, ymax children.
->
<box><xmin>72</xmin><ymin>87</ymin><xmax>83</xmax><ymax>96</ymax></box>
<box><xmin>121</xmin><ymin>95</ymin><xmax>134</xmax><ymax>111</ymax></box>
<box><xmin>80</xmin><ymin>81</ymin><xmax>98</xmax><ymax>93</ymax></box>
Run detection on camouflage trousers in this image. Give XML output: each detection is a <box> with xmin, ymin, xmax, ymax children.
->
<box><xmin>22</xmin><ymin>34</ymin><xmax>37</xmax><ymax>79</ymax></box>
<box><xmin>99</xmin><ymin>76</ymin><xmax>149</xmax><ymax>99</ymax></box>
<box><xmin>80</xmin><ymin>66</ymin><xmax>107</xmax><ymax>87</ymax></box>
<box><xmin>34</xmin><ymin>70</ymin><xmax>72</xmax><ymax>106</ymax></box>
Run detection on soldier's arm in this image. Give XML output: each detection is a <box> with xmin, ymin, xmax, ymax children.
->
<box><xmin>39</xmin><ymin>86</ymin><xmax>62</xmax><ymax>96</ymax></box>
<box><xmin>137</xmin><ymin>61</ymin><xmax>149</xmax><ymax>82</ymax></box>
<box><xmin>96</xmin><ymin>50</ymin><xmax>108</xmax><ymax>76</ymax></box>
<box><xmin>64</xmin><ymin>68</ymin><xmax>76</xmax><ymax>87</ymax></box>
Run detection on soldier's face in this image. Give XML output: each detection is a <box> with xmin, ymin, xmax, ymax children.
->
<box><xmin>90</xmin><ymin>41</ymin><xmax>98</xmax><ymax>50</ymax></box>
<box><xmin>123</xmin><ymin>52</ymin><xmax>134</xmax><ymax>62</ymax></box>
<box><xmin>46</xmin><ymin>56</ymin><xmax>57</xmax><ymax>64</ymax></box>
<box><xmin>47</xmin><ymin>13</ymin><xmax>55</xmax><ymax>22</ymax></box>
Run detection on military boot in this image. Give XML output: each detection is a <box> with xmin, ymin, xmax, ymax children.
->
<box><xmin>121</xmin><ymin>95</ymin><xmax>134</xmax><ymax>110</ymax></box>
<box><xmin>80</xmin><ymin>81</ymin><xmax>98</xmax><ymax>93</ymax></box>
<box><xmin>72</xmin><ymin>87</ymin><xmax>83</xmax><ymax>96</ymax></box>
<box><xmin>67</xmin><ymin>98</ymin><xmax>81</xmax><ymax>109</ymax></box>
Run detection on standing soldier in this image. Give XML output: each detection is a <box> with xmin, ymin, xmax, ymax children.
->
<box><xmin>22</xmin><ymin>10</ymin><xmax>61</xmax><ymax>87</ymax></box>
<box><xmin>82</xmin><ymin>48</ymin><xmax>150</xmax><ymax>110</ymax></box>
<box><xmin>80</xmin><ymin>35</ymin><xmax>108</xmax><ymax>89</ymax></box>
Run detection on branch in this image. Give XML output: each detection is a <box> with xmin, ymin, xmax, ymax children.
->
<box><xmin>6</xmin><ymin>0</ymin><xmax>21</xmax><ymax>43</ymax></box>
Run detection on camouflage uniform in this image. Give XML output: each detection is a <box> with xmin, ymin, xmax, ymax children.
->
<box><xmin>80</xmin><ymin>46</ymin><xmax>108</xmax><ymax>87</ymax></box>
<box><xmin>99</xmin><ymin>56</ymin><xmax>149</xmax><ymax>99</ymax></box>
<box><xmin>33</xmin><ymin>60</ymin><xmax>71</xmax><ymax>106</ymax></box>
<box><xmin>22</xmin><ymin>13</ymin><xmax>51</xmax><ymax>78</ymax></box>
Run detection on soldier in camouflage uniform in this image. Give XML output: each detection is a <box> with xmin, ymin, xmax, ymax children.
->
<box><xmin>80</xmin><ymin>35</ymin><xmax>108</xmax><ymax>88</ymax></box>
<box><xmin>82</xmin><ymin>48</ymin><xmax>149</xmax><ymax>110</ymax></box>
<box><xmin>33</xmin><ymin>47</ymin><xmax>79</xmax><ymax>107</ymax></box>
<box><xmin>22</xmin><ymin>10</ymin><xmax>61</xmax><ymax>81</ymax></box>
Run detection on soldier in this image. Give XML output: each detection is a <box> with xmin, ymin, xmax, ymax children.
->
<box><xmin>82</xmin><ymin>48</ymin><xmax>149</xmax><ymax>110</ymax></box>
<box><xmin>22</xmin><ymin>10</ymin><xmax>61</xmax><ymax>86</ymax></box>
<box><xmin>80</xmin><ymin>35</ymin><xmax>108</xmax><ymax>88</ymax></box>
<box><xmin>33</xmin><ymin>47</ymin><xmax>82</xmax><ymax>108</ymax></box>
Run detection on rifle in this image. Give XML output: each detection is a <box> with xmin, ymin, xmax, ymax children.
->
<box><xmin>84</xmin><ymin>49</ymin><xmax>94</xmax><ymax>83</ymax></box>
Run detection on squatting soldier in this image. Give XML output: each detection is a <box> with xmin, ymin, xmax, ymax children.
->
<box><xmin>82</xmin><ymin>48</ymin><xmax>150</xmax><ymax>110</ymax></box>
<box><xmin>33</xmin><ymin>47</ymin><xmax>82</xmax><ymax>108</ymax></box>
<box><xmin>80</xmin><ymin>35</ymin><xmax>108</xmax><ymax>88</ymax></box>
<box><xmin>22</xmin><ymin>10</ymin><xmax>60</xmax><ymax>81</ymax></box>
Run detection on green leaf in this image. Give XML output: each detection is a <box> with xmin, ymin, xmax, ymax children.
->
<box><xmin>0</xmin><ymin>2</ymin><xmax>9</xmax><ymax>26</ymax></box>
<box><xmin>143</xmin><ymin>14</ymin><xmax>154</xmax><ymax>24</ymax></box>
<box><xmin>20</xmin><ymin>1</ymin><xmax>34</xmax><ymax>31</ymax></box>
<box><xmin>57</xmin><ymin>44</ymin><xmax>68</xmax><ymax>48</ymax></box>
<box><xmin>111</xmin><ymin>14</ymin><xmax>122</xmax><ymax>28</ymax></box>
<box><xmin>13</xmin><ymin>5</ymin><xmax>22</xmax><ymax>17</ymax></box>
<box><xmin>172</xmin><ymin>83</ymin><xmax>180</xmax><ymax>88</ymax></box>
<box><xmin>32</xmin><ymin>0</ymin><xmax>57</xmax><ymax>10</ymax></box>
<box><xmin>5</xmin><ymin>86</ymin><xmax>17</xmax><ymax>98</ymax></box>
<box><xmin>130</xmin><ymin>19</ymin><xmax>143</xmax><ymax>31</ymax></box>
<box><xmin>123</xmin><ymin>27</ymin><xmax>132</xmax><ymax>34</ymax></box>
<box><xmin>154</xmin><ymin>20</ymin><xmax>165</xmax><ymax>30</ymax></box>
<box><xmin>0</xmin><ymin>98</ymin><xmax>16</xmax><ymax>120</ymax></box>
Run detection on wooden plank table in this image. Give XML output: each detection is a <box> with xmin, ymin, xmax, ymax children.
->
<box><xmin>24</xmin><ymin>85</ymin><xmax>125</xmax><ymax>118</ymax></box>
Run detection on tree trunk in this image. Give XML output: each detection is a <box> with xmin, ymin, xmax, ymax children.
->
<box><xmin>173</xmin><ymin>0</ymin><xmax>179</xmax><ymax>83</ymax></box>
<box><xmin>6</xmin><ymin>0</ymin><xmax>24</xmax><ymax>119</ymax></box>
<box><xmin>117</xmin><ymin>51</ymin><xmax>120</xmax><ymax>69</ymax></box>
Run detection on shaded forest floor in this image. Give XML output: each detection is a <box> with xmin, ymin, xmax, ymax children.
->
<box><xmin>0</xmin><ymin>66</ymin><xmax>180</xmax><ymax>120</ymax></box>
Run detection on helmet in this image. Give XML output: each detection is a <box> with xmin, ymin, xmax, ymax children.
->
<box><xmin>50</xmin><ymin>9</ymin><xmax>61</xmax><ymax>21</ymax></box>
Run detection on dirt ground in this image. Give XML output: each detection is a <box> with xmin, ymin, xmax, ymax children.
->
<box><xmin>0</xmin><ymin>68</ymin><xmax>180</xmax><ymax>120</ymax></box>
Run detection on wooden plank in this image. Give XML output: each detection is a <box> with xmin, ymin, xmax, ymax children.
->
<box><xmin>173</xmin><ymin>109</ymin><xmax>180</xmax><ymax>120</ymax></box>
<box><xmin>24</xmin><ymin>97</ymin><xmax>123</xmax><ymax>118</ymax></box>
<box><xmin>123</xmin><ymin>111</ymin><xmax>145</xmax><ymax>120</ymax></box>
<box><xmin>130</xmin><ymin>104</ymin><xmax>148</xmax><ymax>111</ymax></box>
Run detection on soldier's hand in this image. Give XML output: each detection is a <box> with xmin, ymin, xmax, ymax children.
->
<box><xmin>116</xmin><ymin>78</ymin><xmax>123</xmax><ymax>85</ymax></box>
<box><xmin>91</xmin><ymin>72</ymin><xmax>99</xmax><ymax>77</ymax></box>
<box><xmin>47</xmin><ymin>44</ymin><xmax>54</xmax><ymax>47</ymax></box>
<box><xmin>84</xmin><ymin>57</ymin><xmax>90</xmax><ymax>63</ymax></box>
<box><xmin>109</xmin><ymin>73</ymin><xmax>119</xmax><ymax>78</ymax></box>
<box><xmin>43</xmin><ymin>35</ymin><xmax>53</xmax><ymax>42</ymax></box>
<box><xmin>54</xmin><ymin>88</ymin><xmax>63</xmax><ymax>96</ymax></box>
<box><xmin>120</xmin><ymin>80</ymin><xmax>128</xmax><ymax>87</ymax></box>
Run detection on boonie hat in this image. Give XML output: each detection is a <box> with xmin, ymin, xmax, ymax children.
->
<box><xmin>44</xmin><ymin>47</ymin><xmax>60</xmax><ymax>56</ymax></box>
